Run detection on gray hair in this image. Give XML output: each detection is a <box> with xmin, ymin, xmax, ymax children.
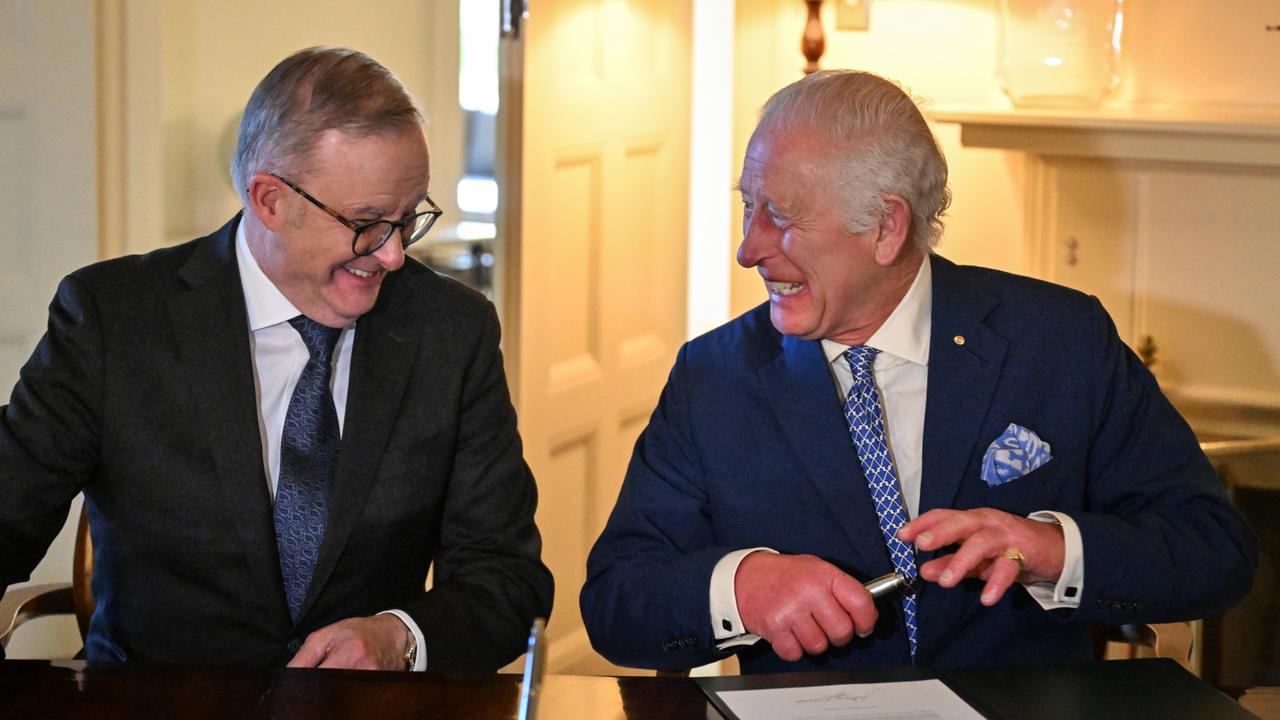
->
<box><xmin>756</xmin><ymin>70</ymin><xmax>950</xmax><ymax>252</ymax></box>
<box><xmin>230</xmin><ymin>47</ymin><xmax>425</xmax><ymax>203</ymax></box>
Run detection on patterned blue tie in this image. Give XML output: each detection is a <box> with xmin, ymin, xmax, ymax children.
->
<box><xmin>275</xmin><ymin>316</ymin><xmax>342</xmax><ymax>622</ymax></box>
<box><xmin>843</xmin><ymin>346</ymin><xmax>919</xmax><ymax>663</ymax></box>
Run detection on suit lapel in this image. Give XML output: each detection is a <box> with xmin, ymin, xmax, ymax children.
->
<box><xmin>297</xmin><ymin>270</ymin><xmax>422</xmax><ymax>620</ymax></box>
<box><xmin>757</xmin><ymin>334</ymin><xmax>895</xmax><ymax>575</ymax></box>
<box><xmin>918</xmin><ymin>257</ymin><xmax>1007</xmax><ymax>519</ymax></box>
<box><xmin>167</xmin><ymin>217</ymin><xmax>290</xmax><ymax>624</ymax></box>
<box><xmin>912</xmin><ymin>257</ymin><xmax>1008</xmax><ymax>659</ymax></box>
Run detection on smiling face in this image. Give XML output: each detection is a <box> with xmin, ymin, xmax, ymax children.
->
<box><xmin>736</xmin><ymin>126</ymin><xmax>919</xmax><ymax>346</ymax></box>
<box><xmin>246</xmin><ymin>126</ymin><xmax>431</xmax><ymax>328</ymax></box>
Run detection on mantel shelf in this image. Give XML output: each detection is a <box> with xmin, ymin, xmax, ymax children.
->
<box><xmin>929</xmin><ymin>105</ymin><xmax>1280</xmax><ymax>167</ymax></box>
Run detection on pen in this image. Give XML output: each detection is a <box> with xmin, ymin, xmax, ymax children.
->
<box><xmin>517</xmin><ymin>617</ymin><xmax>547</xmax><ymax>720</ymax></box>
<box><xmin>864</xmin><ymin>571</ymin><xmax>907</xmax><ymax>599</ymax></box>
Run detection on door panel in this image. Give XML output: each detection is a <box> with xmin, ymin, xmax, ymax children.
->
<box><xmin>510</xmin><ymin>0</ymin><xmax>692</xmax><ymax>674</ymax></box>
<box><xmin>1037</xmin><ymin>158</ymin><xmax>1137</xmax><ymax>342</ymax></box>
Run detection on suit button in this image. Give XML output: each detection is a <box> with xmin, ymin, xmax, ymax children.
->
<box><xmin>286</xmin><ymin>638</ymin><xmax>303</xmax><ymax>655</ymax></box>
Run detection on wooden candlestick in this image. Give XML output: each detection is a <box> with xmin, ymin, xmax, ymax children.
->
<box><xmin>802</xmin><ymin>0</ymin><xmax>825</xmax><ymax>74</ymax></box>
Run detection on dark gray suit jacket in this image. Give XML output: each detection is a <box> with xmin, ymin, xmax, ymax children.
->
<box><xmin>0</xmin><ymin>216</ymin><xmax>552</xmax><ymax>670</ymax></box>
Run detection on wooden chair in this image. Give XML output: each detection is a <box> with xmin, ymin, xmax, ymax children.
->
<box><xmin>0</xmin><ymin>505</ymin><xmax>95</xmax><ymax>651</ymax></box>
<box><xmin>1095</xmin><ymin>622</ymin><xmax>1199</xmax><ymax>673</ymax></box>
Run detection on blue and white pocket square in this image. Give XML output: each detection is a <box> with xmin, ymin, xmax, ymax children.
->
<box><xmin>980</xmin><ymin>423</ymin><xmax>1052</xmax><ymax>486</ymax></box>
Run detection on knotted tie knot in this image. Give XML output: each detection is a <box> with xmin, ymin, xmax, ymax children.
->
<box><xmin>845</xmin><ymin>345</ymin><xmax>879</xmax><ymax>384</ymax></box>
<box><xmin>288</xmin><ymin>316</ymin><xmax>342</xmax><ymax>363</ymax></box>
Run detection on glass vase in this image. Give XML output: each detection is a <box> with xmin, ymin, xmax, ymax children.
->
<box><xmin>999</xmin><ymin>0</ymin><xmax>1124</xmax><ymax>108</ymax></box>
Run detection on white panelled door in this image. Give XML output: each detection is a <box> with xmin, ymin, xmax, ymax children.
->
<box><xmin>506</xmin><ymin>0</ymin><xmax>693</xmax><ymax>674</ymax></box>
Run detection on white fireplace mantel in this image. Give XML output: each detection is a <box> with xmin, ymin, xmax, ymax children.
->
<box><xmin>929</xmin><ymin>106</ymin><xmax>1280</xmax><ymax>167</ymax></box>
<box><xmin>929</xmin><ymin>104</ymin><xmax>1280</xmax><ymax>434</ymax></box>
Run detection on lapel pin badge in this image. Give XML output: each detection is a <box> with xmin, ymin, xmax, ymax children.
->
<box><xmin>953</xmin><ymin>335</ymin><xmax>966</xmax><ymax>346</ymax></box>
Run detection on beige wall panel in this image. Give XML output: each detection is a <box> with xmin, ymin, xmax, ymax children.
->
<box><xmin>0</xmin><ymin>117</ymin><xmax>30</xmax><ymax>378</ymax></box>
<box><xmin>1136</xmin><ymin>168</ymin><xmax>1280</xmax><ymax>404</ymax></box>
<box><xmin>1118</xmin><ymin>1</ymin><xmax>1280</xmax><ymax>108</ymax></box>
<box><xmin>0</xmin><ymin>0</ymin><xmax>97</xmax><ymax>658</ymax></box>
<box><xmin>933</xmin><ymin>124</ymin><xmax>1029</xmax><ymax>272</ymax></box>
<box><xmin>150</xmin><ymin>0</ymin><xmax>461</xmax><ymax>248</ymax></box>
<box><xmin>0</xmin><ymin>1</ymin><xmax>21</xmax><ymax>61</ymax></box>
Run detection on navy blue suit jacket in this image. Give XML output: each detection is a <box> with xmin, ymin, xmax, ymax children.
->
<box><xmin>580</xmin><ymin>255</ymin><xmax>1256</xmax><ymax>673</ymax></box>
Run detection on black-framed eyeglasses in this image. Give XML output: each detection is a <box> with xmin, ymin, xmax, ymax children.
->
<box><xmin>270</xmin><ymin>173</ymin><xmax>443</xmax><ymax>256</ymax></box>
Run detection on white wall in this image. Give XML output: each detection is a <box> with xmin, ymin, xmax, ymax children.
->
<box><xmin>1116</xmin><ymin>1</ymin><xmax>1280</xmax><ymax>110</ymax></box>
<box><xmin>687</xmin><ymin>0</ymin><xmax>736</xmax><ymax>339</ymax></box>
<box><xmin>1</xmin><ymin>0</ymin><xmax>98</xmax><ymax>658</ymax></box>
<box><xmin>136</xmin><ymin>0</ymin><xmax>463</xmax><ymax>253</ymax></box>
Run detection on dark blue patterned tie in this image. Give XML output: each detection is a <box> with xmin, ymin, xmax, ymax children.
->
<box><xmin>275</xmin><ymin>315</ymin><xmax>342</xmax><ymax>622</ymax></box>
<box><xmin>843</xmin><ymin>346</ymin><xmax>919</xmax><ymax>663</ymax></box>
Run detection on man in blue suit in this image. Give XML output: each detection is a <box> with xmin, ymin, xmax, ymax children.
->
<box><xmin>579</xmin><ymin>70</ymin><xmax>1256</xmax><ymax>673</ymax></box>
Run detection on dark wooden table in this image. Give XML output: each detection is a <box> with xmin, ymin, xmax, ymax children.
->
<box><xmin>0</xmin><ymin>657</ymin><xmax>1256</xmax><ymax>719</ymax></box>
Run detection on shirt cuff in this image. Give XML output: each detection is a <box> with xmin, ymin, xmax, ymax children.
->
<box><xmin>1023</xmin><ymin>511</ymin><xmax>1083</xmax><ymax>610</ymax></box>
<box><xmin>379</xmin><ymin>609</ymin><xmax>428</xmax><ymax>671</ymax></box>
<box><xmin>710</xmin><ymin>547</ymin><xmax>776</xmax><ymax>649</ymax></box>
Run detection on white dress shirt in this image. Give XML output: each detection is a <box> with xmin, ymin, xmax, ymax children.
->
<box><xmin>711</xmin><ymin>256</ymin><xmax>1085</xmax><ymax>648</ymax></box>
<box><xmin>235</xmin><ymin>223</ymin><xmax>427</xmax><ymax>670</ymax></box>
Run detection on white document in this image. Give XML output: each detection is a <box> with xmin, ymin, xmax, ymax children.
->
<box><xmin>713</xmin><ymin>679</ymin><xmax>985</xmax><ymax>720</ymax></box>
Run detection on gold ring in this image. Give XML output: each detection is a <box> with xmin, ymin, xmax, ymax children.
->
<box><xmin>1002</xmin><ymin>547</ymin><xmax>1027</xmax><ymax>572</ymax></box>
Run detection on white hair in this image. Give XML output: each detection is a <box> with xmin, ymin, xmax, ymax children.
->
<box><xmin>756</xmin><ymin>70</ymin><xmax>951</xmax><ymax>252</ymax></box>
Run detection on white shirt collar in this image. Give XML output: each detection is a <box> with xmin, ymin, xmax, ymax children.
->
<box><xmin>821</xmin><ymin>254</ymin><xmax>933</xmax><ymax>368</ymax></box>
<box><xmin>235</xmin><ymin>218</ymin><xmax>302</xmax><ymax>332</ymax></box>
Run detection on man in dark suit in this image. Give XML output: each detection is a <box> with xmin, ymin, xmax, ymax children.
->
<box><xmin>580</xmin><ymin>70</ymin><xmax>1256</xmax><ymax>673</ymax></box>
<box><xmin>0</xmin><ymin>47</ymin><xmax>552</xmax><ymax>671</ymax></box>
